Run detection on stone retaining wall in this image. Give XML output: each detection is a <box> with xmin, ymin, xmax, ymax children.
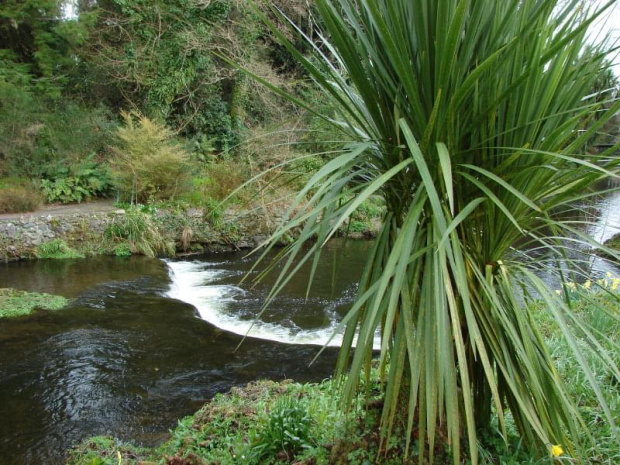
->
<box><xmin>0</xmin><ymin>211</ymin><xmax>117</xmax><ymax>261</ymax></box>
<box><xmin>0</xmin><ymin>207</ymin><xmax>279</xmax><ymax>262</ymax></box>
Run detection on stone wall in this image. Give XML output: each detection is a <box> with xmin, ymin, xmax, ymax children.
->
<box><xmin>0</xmin><ymin>211</ymin><xmax>121</xmax><ymax>261</ymax></box>
<box><xmin>0</xmin><ymin>207</ymin><xmax>281</xmax><ymax>262</ymax></box>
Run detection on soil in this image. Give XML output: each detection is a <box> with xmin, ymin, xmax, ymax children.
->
<box><xmin>0</xmin><ymin>199</ymin><xmax>118</xmax><ymax>221</ymax></box>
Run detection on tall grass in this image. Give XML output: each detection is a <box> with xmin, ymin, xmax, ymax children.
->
<box><xmin>244</xmin><ymin>0</ymin><xmax>620</xmax><ymax>463</ymax></box>
<box><xmin>104</xmin><ymin>207</ymin><xmax>175</xmax><ymax>257</ymax></box>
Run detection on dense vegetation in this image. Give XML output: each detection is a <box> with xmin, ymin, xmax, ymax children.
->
<box><xmin>2</xmin><ymin>1</ymin><xmax>620</xmax><ymax>464</ymax></box>
<box><xmin>67</xmin><ymin>283</ymin><xmax>620</xmax><ymax>464</ymax></box>
<box><xmin>0</xmin><ymin>0</ymin><xmax>327</xmax><ymax>214</ymax></box>
<box><xmin>250</xmin><ymin>0</ymin><xmax>620</xmax><ymax>463</ymax></box>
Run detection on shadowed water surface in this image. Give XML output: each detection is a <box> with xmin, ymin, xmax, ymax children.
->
<box><xmin>0</xmin><ymin>251</ymin><xmax>360</xmax><ymax>465</ymax></box>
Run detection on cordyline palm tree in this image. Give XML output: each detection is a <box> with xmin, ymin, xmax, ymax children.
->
<box><xmin>242</xmin><ymin>0</ymin><xmax>620</xmax><ymax>463</ymax></box>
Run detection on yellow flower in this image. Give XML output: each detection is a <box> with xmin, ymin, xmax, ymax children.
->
<box><xmin>612</xmin><ymin>278</ymin><xmax>620</xmax><ymax>291</ymax></box>
<box><xmin>551</xmin><ymin>444</ymin><xmax>563</xmax><ymax>457</ymax></box>
<box><xmin>555</xmin><ymin>290</ymin><xmax>562</xmax><ymax>295</ymax></box>
<box><xmin>583</xmin><ymin>280</ymin><xmax>591</xmax><ymax>290</ymax></box>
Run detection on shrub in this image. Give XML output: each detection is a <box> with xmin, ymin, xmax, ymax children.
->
<box><xmin>0</xmin><ymin>186</ymin><xmax>42</xmax><ymax>213</ymax></box>
<box><xmin>40</xmin><ymin>155</ymin><xmax>111</xmax><ymax>204</ymax></box>
<box><xmin>109</xmin><ymin>112</ymin><xmax>193</xmax><ymax>203</ymax></box>
<box><xmin>249</xmin><ymin>396</ymin><xmax>312</xmax><ymax>463</ymax></box>
<box><xmin>254</xmin><ymin>0</ymin><xmax>620</xmax><ymax>463</ymax></box>
<box><xmin>104</xmin><ymin>207</ymin><xmax>175</xmax><ymax>257</ymax></box>
<box><xmin>35</xmin><ymin>239</ymin><xmax>84</xmax><ymax>259</ymax></box>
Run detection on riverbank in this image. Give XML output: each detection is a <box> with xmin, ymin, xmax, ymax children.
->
<box><xmin>67</xmin><ymin>282</ymin><xmax>620</xmax><ymax>465</ymax></box>
<box><xmin>0</xmin><ymin>199</ymin><xmax>382</xmax><ymax>262</ymax></box>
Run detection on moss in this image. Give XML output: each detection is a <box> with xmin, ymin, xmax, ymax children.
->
<box><xmin>0</xmin><ymin>288</ymin><xmax>68</xmax><ymax>318</ymax></box>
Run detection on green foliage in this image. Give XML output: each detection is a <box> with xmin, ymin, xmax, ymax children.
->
<box><xmin>104</xmin><ymin>206</ymin><xmax>175</xmax><ymax>258</ymax></box>
<box><xmin>249</xmin><ymin>396</ymin><xmax>312</xmax><ymax>463</ymax></box>
<box><xmin>0</xmin><ymin>182</ymin><xmax>43</xmax><ymax>213</ymax></box>
<box><xmin>0</xmin><ymin>83</ymin><xmax>116</xmax><ymax>179</ymax></box>
<box><xmin>605</xmin><ymin>233</ymin><xmax>620</xmax><ymax>251</ymax></box>
<box><xmin>346</xmin><ymin>196</ymin><xmax>384</xmax><ymax>236</ymax></box>
<box><xmin>195</xmin><ymin>161</ymin><xmax>248</xmax><ymax>202</ymax></box>
<box><xmin>80</xmin><ymin>0</ymin><xmax>249</xmax><ymax>147</ymax></box>
<box><xmin>0</xmin><ymin>287</ymin><xmax>68</xmax><ymax>319</ymax></box>
<box><xmin>250</xmin><ymin>0</ymin><xmax>620</xmax><ymax>463</ymax></box>
<box><xmin>70</xmin><ymin>379</ymin><xmax>350</xmax><ymax>465</ymax></box>
<box><xmin>40</xmin><ymin>155</ymin><xmax>110</xmax><ymax>204</ymax></box>
<box><xmin>65</xmin><ymin>302</ymin><xmax>620</xmax><ymax>463</ymax></box>
<box><xmin>111</xmin><ymin>243</ymin><xmax>132</xmax><ymax>258</ymax></box>
<box><xmin>0</xmin><ymin>0</ymin><xmax>92</xmax><ymax>98</ymax></box>
<box><xmin>66</xmin><ymin>436</ymin><xmax>150</xmax><ymax>465</ymax></box>
<box><xmin>35</xmin><ymin>239</ymin><xmax>85</xmax><ymax>259</ymax></box>
<box><xmin>109</xmin><ymin>112</ymin><xmax>192</xmax><ymax>203</ymax></box>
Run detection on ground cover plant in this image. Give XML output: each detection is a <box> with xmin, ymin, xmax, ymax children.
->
<box><xmin>35</xmin><ymin>239</ymin><xmax>85</xmax><ymax>259</ymax></box>
<box><xmin>242</xmin><ymin>0</ymin><xmax>620</xmax><ymax>463</ymax></box>
<box><xmin>0</xmin><ymin>288</ymin><xmax>67</xmax><ymax>318</ymax></box>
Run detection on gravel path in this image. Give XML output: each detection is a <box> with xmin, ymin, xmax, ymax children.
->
<box><xmin>0</xmin><ymin>199</ymin><xmax>118</xmax><ymax>221</ymax></box>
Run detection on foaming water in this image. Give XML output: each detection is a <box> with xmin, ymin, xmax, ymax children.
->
<box><xmin>165</xmin><ymin>242</ymin><xmax>371</xmax><ymax>346</ymax></box>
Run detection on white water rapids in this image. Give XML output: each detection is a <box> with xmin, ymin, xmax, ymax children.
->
<box><xmin>165</xmin><ymin>259</ymin><xmax>378</xmax><ymax>347</ymax></box>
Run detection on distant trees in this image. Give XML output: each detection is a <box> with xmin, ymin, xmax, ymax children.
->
<box><xmin>0</xmin><ymin>0</ymin><xmax>92</xmax><ymax>97</ymax></box>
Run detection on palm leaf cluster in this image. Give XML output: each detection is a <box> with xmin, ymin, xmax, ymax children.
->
<box><xmin>246</xmin><ymin>0</ymin><xmax>620</xmax><ymax>463</ymax></box>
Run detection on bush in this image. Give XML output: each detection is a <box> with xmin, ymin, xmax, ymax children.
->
<box><xmin>0</xmin><ymin>79</ymin><xmax>116</xmax><ymax>179</ymax></box>
<box><xmin>35</xmin><ymin>239</ymin><xmax>84</xmax><ymax>259</ymax></box>
<box><xmin>109</xmin><ymin>111</ymin><xmax>193</xmax><ymax>203</ymax></box>
<box><xmin>0</xmin><ymin>185</ymin><xmax>42</xmax><ymax>213</ymax></box>
<box><xmin>249</xmin><ymin>396</ymin><xmax>312</xmax><ymax>463</ymax></box>
<box><xmin>181</xmin><ymin>161</ymin><xmax>248</xmax><ymax>206</ymax></box>
<box><xmin>40</xmin><ymin>155</ymin><xmax>111</xmax><ymax>204</ymax></box>
<box><xmin>104</xmin><ymin>207</ymin><xmax>175</xmax><ymax>257</ymax></box>
<box><xmin>254</xmin><ymin>0</ymin><xmax>620</xmax><ymax>463</ymax></box>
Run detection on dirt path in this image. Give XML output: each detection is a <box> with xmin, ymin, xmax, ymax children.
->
<box><xmin>0</xmin><ymin>199</ymin><xmax>118</xmax><ymax>221</ymax></box>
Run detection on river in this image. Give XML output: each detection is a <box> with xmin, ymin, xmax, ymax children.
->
<box><xmin>0</xmin><ymin>188</ymin><xmax>619</xmax><ymax>464</ymax></box>
<box><xmin>0</xmin><ymin>241</ymin><xmax>368</xmax><ymax>465</ymax></box>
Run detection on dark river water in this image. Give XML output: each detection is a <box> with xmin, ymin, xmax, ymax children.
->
<box><xmin>0</xmin><ymin>240</ymin><xmax>369</xmax><ymax>465</ymax></box>
<box><xmin>1</xmin><ymin>186</ymin><xmax>619</xmax><ymax>464</ymax></box>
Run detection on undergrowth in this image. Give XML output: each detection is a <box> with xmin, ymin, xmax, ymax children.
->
<box><xmin>0</xmin><ymin>179</ymin><xmax>43</xmax><ymax>213</ymax></box>
<box><xmin>104</xmin><ymin>206</ymin><xmax>175</xmax><ymax>258</ymax></box>
<box><xmin>35</xmin><ymin>239</ymin><xmax>84</xmax><ymax>259</ymax></box>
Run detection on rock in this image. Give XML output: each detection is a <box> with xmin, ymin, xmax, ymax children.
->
<box><xmin>5</xmin><ymin>223</ymin><xmax>17</xmax><ymax>238</ymax></box>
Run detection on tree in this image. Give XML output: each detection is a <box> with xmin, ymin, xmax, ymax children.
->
<box><xmin>0</xmin><ymin>0</ymin><xmax>92</xmax><ymax>97</ymax></box>
<box><xmin>77</xmin><ymin>0</ymin><xmax>253</xmax><ymax>150</ymax></box>
<box><xmin>249</xmin><ymin>0</ymin><xmax>620</xmax><ymax>463</ymax></box>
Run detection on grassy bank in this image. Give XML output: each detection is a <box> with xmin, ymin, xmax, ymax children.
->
<box><xmin>0</xmin><ymin>288</ymin><xmax>68</xmax><ymax>318</ymax></box>
<box><xmin>1</xmin><ymin>196</ymin><xmax>384</xmax><ymax>262</ymax></box>
<box><xmin>67</xmin><ymin>281</ymin><xmax>620</xmax><ymax>465</ymax></box>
